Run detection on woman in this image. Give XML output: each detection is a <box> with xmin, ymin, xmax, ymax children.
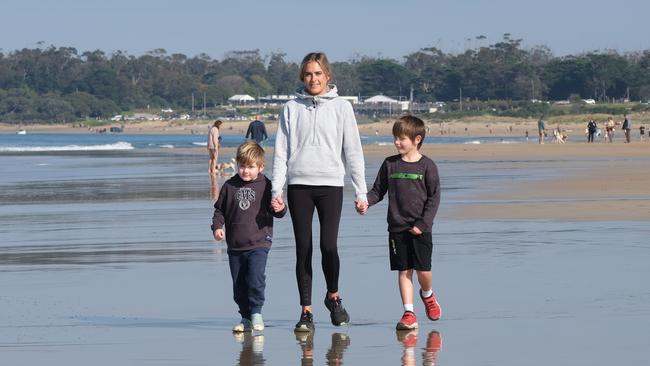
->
<box><xmin>271</xmin><ymin>52</ymin><xmax>367</xmax><ymax>332</ymax></box>
<box><xmin>208</xmin><ymin>120</ymin><xmax>222</xmax><ymax>174</ymax></box>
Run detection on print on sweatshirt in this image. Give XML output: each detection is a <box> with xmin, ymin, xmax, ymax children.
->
<box><xmin>236</xmin><ymin>187</ymin><xmax>255</xmax><ymax>210</ymax></box>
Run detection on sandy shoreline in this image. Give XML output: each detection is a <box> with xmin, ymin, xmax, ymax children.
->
<box><xmin>195</xmin><ymin>143</ymin><xmax>650</xmax><ymax>221</ymax></box>
<box><xmin>415</xmin><ymin>143</ymin><xmax>650</xmax><ymax>221</ymax></box>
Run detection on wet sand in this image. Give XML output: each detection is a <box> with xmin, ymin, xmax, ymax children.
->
<box><xmin>1</xmin><ymin>144</ymin><xmax>649</xmax><ymax>365</ymax></box>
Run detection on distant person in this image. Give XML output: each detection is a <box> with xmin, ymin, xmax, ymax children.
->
<box><xmin>246</xmin><ymin>116</ymin><xmax>268</xmax><ymax>144</ymax></box>
<box><xmin>622</xmin><ymin>114</ymin><xmax>632</xmax><ymax>143</ymax></box>
<box><xmin>554</xmin><ymin>125</ymin><xmax>565</xmax><ymax>144</ymax></box>
<box><xmin>357</xmin><ymin>116</ymin><xmax>442</xmax><ymax>331</ymax></box>
<box><xmin>537</xmin><ymin>115</ymin><xmax>546</xmax><ymax>144</ymax></box>
<box><xmin>640</xmin><ymin>125</ymin><xmax>646</xmax><ymax>142</ymax></box>
<box><xmin>605</xmin><ymin>117</ymin><xmax>615</xmax><ymax>143</ymax></box>
<box><xmin>587</xmin><ymin>118</ymin><xmax>597</xmax><ymax>143</ymax></box>
<box><xmin>208</xmin><ymin>120</ymin><xmax>223</xmax><ymax>174</ymax></box>
<box><xmin>211</xmin><ymin>141</ymin><xmax>287</xmax><ymax>333</ymax></box>
<box><xmin>271</xmin><ymin>52</ymin><xmax>367</xmax><ymax>333</ymax></box>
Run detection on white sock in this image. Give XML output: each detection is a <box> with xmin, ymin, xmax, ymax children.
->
<box><xmin>404</xmin><ymin>304</ymin><xmax>414</xmax><ymax>312</ymax></box>
<box><xmin>421</xmin><ymin>289</ymin><xmax>433</xmax><ymax>298</ymax></box>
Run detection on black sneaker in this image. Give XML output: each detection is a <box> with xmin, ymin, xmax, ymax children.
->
<box><xmin>294</xmin><ymin>311</ymin><xmax>315</xmax><ymax>333</ymax></box>
<box><xmin>324</xmin><ymin>295</ymin><xmax>350</xmax><ymax>326</ymax></box>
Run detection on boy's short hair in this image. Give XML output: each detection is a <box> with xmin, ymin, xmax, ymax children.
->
<box><xmin>236</xmin><ymin>141</ymin><xmax>265</xmax><ymax>166</ymax></box>
<box><xmin>392</xmin><ymin>115</ymin><xmax>426</xmax><ymax>149</ymax></box>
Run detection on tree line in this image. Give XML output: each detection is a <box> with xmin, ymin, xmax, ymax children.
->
<box><xmin>2</xmin><ymin>35</ymin><xmax>650</xmax><ymax>123</ymax></box>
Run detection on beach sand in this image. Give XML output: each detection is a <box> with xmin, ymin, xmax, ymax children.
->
<box><xmin>1</xmin><ymin>131</ymin><xmax>649</xmax><ymax>365</ymax></box>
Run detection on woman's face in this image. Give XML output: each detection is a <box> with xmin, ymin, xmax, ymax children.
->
<box><xmin>302</xmin><ymin>61</ymin><xmax>330</xmax><ymax>96</ymax></box>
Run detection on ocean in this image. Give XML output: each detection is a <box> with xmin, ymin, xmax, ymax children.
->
<box><xmin>1</xmin><ymin>135</ymin><xmax>648</xmax><ymax>365</ymax></box>
<box><xmin>0</xmin><ymin>132</ymin><xmax>531</xmax><ymax>153</ymax></box>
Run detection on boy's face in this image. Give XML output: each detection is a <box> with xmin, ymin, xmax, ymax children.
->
<box><xmin>394</xmin><ymin>135</ymin><xmax>421</xmax><ymax>155</ymax></box>
<box><xmin>238</xmin><ymin>162</ymin><xmax>263</xmax><ymax>182</ymax></box>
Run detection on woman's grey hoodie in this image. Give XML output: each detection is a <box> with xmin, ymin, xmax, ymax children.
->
<box><xmin>272</xmin><ymin>85</ymin><xmax>367</xmax><ymax>201</ymax></box>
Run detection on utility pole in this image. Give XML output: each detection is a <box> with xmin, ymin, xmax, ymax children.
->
<box><xmin>459</xmin><ymin>88</ymin><xmax>463</xmax><ymax>112</ymax></box>
<box><xmin>203</xmin><ymin>92</ymin><xmax>206</xmax><ymax>117</ymax></box>
<box><xmin>531</xmin><ymin>80</ymin><xmax>534</xmax><ymax>100</ymax></box>
<box><xmin>191</xmin><ymin>93</ymin><xmax>195</xmax><ymax>114</ymax></box>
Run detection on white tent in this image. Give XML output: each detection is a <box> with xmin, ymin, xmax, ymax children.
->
<box><xmin>228</xmin><ymin>94</ymin><xmax>256</xmax><ymax>103</ymax></box>
<box><xmin>364</xmin><ymin>95</ymin><xmax>399</xmax><ymax>103</ymax></box>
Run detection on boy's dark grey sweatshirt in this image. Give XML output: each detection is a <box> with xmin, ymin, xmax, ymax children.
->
<box><xmin>211</xmin><ymin>174</ymin><xmax>286</xmax><ymax>251</ymax></box>
<box><xmin>367</xmin><ymin>154</ymin><xmax>440</xmax><ymax>233</ymax></box>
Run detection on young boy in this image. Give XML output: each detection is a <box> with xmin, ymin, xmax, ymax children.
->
<box><xmin>211</xmin><ymin>141</ymin><xmax>286</xmax><ymax>333</ymax></box>
<box><xmin>356</xmin><ymin>115</ymin><xmax>442</xmax><ymax>330</ymax></box>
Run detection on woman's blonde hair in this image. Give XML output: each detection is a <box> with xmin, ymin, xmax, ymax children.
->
<box><xmin>299</xmin><ymin>52</ymin><xmax>332</xmax><ymax>82</ymax></box>
<box><xmin>236</xmin><ymin>141</ymin><xmax>265</xmax><ymax>167</ymax></box>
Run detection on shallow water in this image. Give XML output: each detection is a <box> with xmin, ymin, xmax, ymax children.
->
<box><xmin>1</xmin><ymin>150</ymin><xmax>648</xmax><ymax>365</ymax></box>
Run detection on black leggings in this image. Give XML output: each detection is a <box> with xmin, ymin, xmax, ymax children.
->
<box><xmin>287</xmin><ymin>185</ymin><xmax>343</xmax><ymax>306</ymax></box>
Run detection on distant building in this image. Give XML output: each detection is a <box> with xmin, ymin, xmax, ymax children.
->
<box><xmin>259</xmin><ymin>95</ymin><xmax>295</xmax><ymax>104</ymax></box>
<box><xmin>363</xmin><ymin>95</ymin><xmax>400</xmax><ymax>104</ymax></box>
<box><xmin>228</xmin><ymin>94</ymin><xmax>256</xmax><ymax>104</ymax></box>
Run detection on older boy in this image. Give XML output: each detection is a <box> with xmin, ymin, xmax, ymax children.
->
<box><xmin>212</xmin><ymin>141</ymin><xmax>286</xmax><ymax>332</ymax></box>
<box><xmin>357</xmin><ymin>115</ymin><xmax>441</xmax><ymax>330</ymax></box>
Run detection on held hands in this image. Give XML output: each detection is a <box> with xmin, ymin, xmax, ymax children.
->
<box><xmin>355</xmin><ymin>199</ymin><xmax>368</xmax><ymax>215</ymax></box>
<box><xmin>213</xmin><ymin>229</ymin><xmax>225</xmax><ymax>241</ymax></box>
<box><xmin>271</xmin><ymin>196</ymin><xmax>285</xmax><ymax>213</ymax></box>
<box><xmin>271</xmin><ymin>194</ymin><xmax>285</xmax><ymax>213</ymax></box>
<box><xmin>409</xmin><ymin>226</ymin><xmax>423</xmax><ymax>236</ymax></box>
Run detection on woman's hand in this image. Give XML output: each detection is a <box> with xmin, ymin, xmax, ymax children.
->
<box><xmin>271</xmin><ymin>197</ymin><xmax>285</xmax><ymax>212</ymax></box>
<box><xmin>355</xmin><ymin>199</ymin><xmax>368</xmax><ymax>215</ymax></box>
<box><xmin>271</xmin><ymin>194</ymin><xmax>285</xmax><ymax>212</ymax></box>
<box><xmin>213</xmin><ymin>229</ymin><xmax>225</xmax><ymax>241</ymax></box>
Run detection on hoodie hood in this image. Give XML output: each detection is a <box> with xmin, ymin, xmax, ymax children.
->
<box><xmin>294</xmin><ymin>84</ymin><xmax>339</xmax><ymax>107</ymax></box>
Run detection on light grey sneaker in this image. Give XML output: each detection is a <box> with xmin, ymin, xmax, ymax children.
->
<box><xmin>251</xmin><ymin>313</ymin><xmax>264</xmax><ymax>332</ymax></box>
<box><xmin>232</xmin><ymin>318</ymin><xmax>252</xmax><ymax>333</ymax></box>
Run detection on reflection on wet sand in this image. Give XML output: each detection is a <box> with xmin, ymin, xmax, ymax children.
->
<box><xmin>296</xmin><ymin>332</ymin><xmax>314</xmax><ymax>366</ymax></box>
<box><xmin>210</xmin><ymin>174</ymin><xmax>220</xmax><ymax>202</ymax></box>
<box><xmin>234</xmin><ymin>332</ymin><xmax>265</xmax><ymax>366</ymax></box>
<box><xmin>294</xmin><ymin>332</ymin><xmax>351</xmax><ymax>365</ymax></box>
<box><xmin>0</xmin><ymin>243</ymin><xmax>216</xmax><ymax>268</ymax></box>
<box><xmin>326</xmin><ymin>333</ymin><xmax>351</xmax><ymax>365</ymax></box>
<box><xmin>397</xmin><ymin>329</ymin><xmax>442</xmax><ymax>366</ymax></box>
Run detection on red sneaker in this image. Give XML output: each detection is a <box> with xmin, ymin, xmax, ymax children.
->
<box><xmin>420</xmin><ymin>291</ymin><xmax>441</xmax><ymax>321</ymax></box>
<box><xmin>396</xmin><ymin>311</ymin><xmax>418</xmax><ymax>330</ymax></box>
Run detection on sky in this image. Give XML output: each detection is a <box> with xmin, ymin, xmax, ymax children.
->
<box><xmin>2</xmin><ymin>0</ymin><xmax>650</xmax><ymax>62</ymax></box>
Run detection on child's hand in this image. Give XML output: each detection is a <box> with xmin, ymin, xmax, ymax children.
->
<box><xmin>409</xmin><ymin>226</ymin><xmax>422</xmax><ymax>236</ymax></box>
<box><xmin>272</xmin><ymin>195</ymin><xmax>284</xmax><ymax>207</ymax></box>
<box><xmin>271</xmin><ymin>199</ymin><xmax>285</xmax><ymax>213</ymax></box>
<box><xmin>213</xmin><ymin>229</ymin><xmax>225</xmax><ymax>241</ymax></box>
<box><xmin>355</xmin><ymin>199</ymin><xmax>368</xmax><ymax>215</ymax></box>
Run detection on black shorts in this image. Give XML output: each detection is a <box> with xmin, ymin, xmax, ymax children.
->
<box><xmin>388</xmin><ymin>231</ymin><xmax>433</xmax><ymax>271</ymax></box>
